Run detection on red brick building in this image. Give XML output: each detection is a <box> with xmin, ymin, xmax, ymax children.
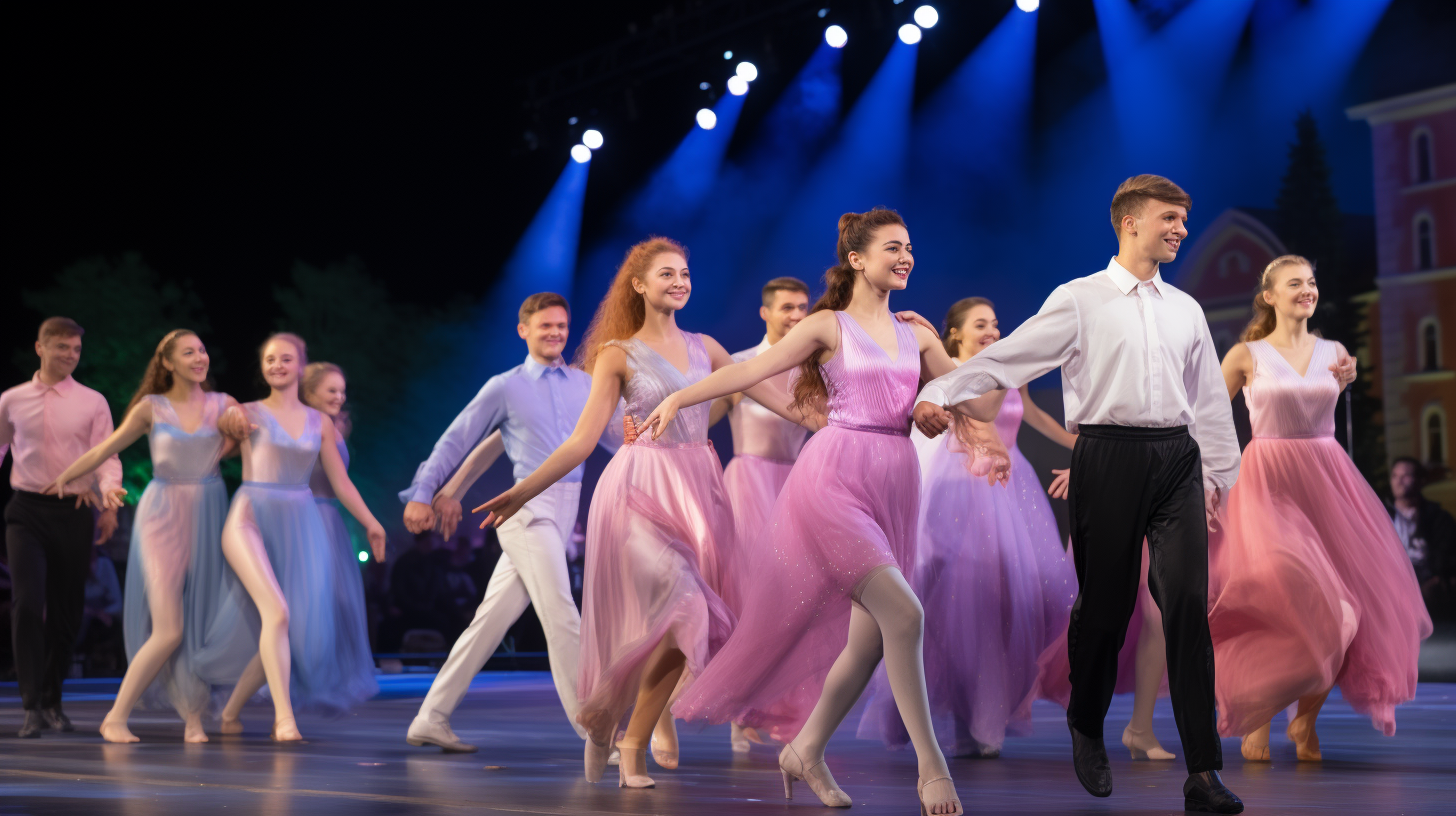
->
<box><xmin>1176</xmin><ymin>208</ymin><xmax>1289</xmax><ymax>357</ymax></box>
<box><xmin>1349</xmin><ymin>83</ymin><xmax>1456</xmax><ymax>511</ymax></box>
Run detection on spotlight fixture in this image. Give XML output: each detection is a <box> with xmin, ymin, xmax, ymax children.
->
<box><xmin>582</xmin><ymin>129</ymin><xmax>603</xmax><ymax>149</ymax></box>
<box><xmin>696</xmin><ymin>108</ymin><xmax>718</xmax><ymax>129</ymax></box>
<box><xmin>1016</xmin><ymin>0</ymin><xmax>1039</xmax><ymax>10</ymax></box>
<box><xmin>897</xmin><ymin>23</ymin><xmax>922</xmax><ymax>44</ymax></box>
<box><xmin>913</xmin><ymin>5</ymin><xmax>938</xmax><ymax>28</ymax></box>
<box><xmin>727</xmin><ymin>75</ymin><xmax>749</xmax><ymax>96</ymax></box>
<box><xmin>736</xmin><ymin>61</ymin><xmax>758</xmax><ymax>82</ymax></box>
<box><xmin>571</xmin><ymin>144</ymin><xmax>592</xmax><ymax>163</ymax></box>
<box><xmin>723</xmin><ymin>50</ymin><xmax>733</xmax><ymax>59</ymax></box>
<box><xmin>825</xmin><ymin>24</ymin><xmax>848</xmax><ymax>48</ymax></box>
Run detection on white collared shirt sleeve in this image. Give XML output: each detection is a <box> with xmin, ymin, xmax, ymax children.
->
<box><xmin>1183</xmin><ymin>311</ymin><xmax>1240</xmax><ymax>493</ymax></box>
<box><xmin>918</xmin><ymin>286</ymin><xmax>1080</xmax><ymax>408</ymax></box>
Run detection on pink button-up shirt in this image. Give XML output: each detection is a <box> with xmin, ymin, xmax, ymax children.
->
<box><xmin>0</xmin><ymin>373</ymin><xmax>122</xmax><ymax>495</ymax></box>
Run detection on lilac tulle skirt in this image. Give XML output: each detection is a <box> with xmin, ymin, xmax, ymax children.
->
<box><xmin>576</xmin><ymin>441</ymin><xmax>736</xmax><ymax>743</ymax></box>
<box><xmin>720</xmin><ymin>453</ymin><xmax>795</xmax><ymax>613</ymax></box>
<box><xmin>859</xmin><ymin>443</ymin><xmax>1076</xmax><ymax>751</ymax></box>
<box><xmin>673</xmin><ymin>425</ymin><xmax>919</xmax><ymax>743</ymax></box>
<box><xmin>316</xmin><ymin>499</ymin><xmax>380</xmax><ymax>705</ymax></box>
<box><xmin>1207</xmin><ymin>436</ymin><xmax>1431</xmax><ymax>737</ymax></box>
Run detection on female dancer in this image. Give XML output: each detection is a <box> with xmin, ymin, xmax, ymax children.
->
<box><xmin>50</xmin><ymin>330</ymin><xmax>237</xmax><ymax>743</ymax></box>
<box><xmin>641</xmin><ymin>209</ymin><xmax>1010</xmax><ymax>815</ymax></box>
<box><xmin>1210</xmin><ymin>255</ymin><xmax>1431</xmax><ymax>760</ymax></box>
<box><xmin>859</xmin><ymin>297</ymin><xmax>1078</xmax><ymax>759</ymax></box>
<box><xmin>212</xmin><ymin>333</ymin><xmax>385</xmax><ymax>741</ymax></box>
<box><xmin>301</xmin><ymin>362</ymin><xmax>379</xmax><ymax>706</ymax></box>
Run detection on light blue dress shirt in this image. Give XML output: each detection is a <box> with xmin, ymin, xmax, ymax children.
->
<box><xmin>400</xmin><ymin>355</ymin><xmax>606</xmax><ymax>504</ymax></box>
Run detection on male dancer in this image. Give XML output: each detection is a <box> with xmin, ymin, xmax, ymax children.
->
<box><xmin>401</xmin><ymin>292</ymin><xmax>609</xmax><ymax>752</ymax></box>
<box><xmin>913</xmin><ymin>176</ymin><xmax>1246</xmax><ymax>813</ymax></box>
<box><xmin>0</xmin><ymin>318</ymin><xmax>120</xmax><ymax>737</ymax></box>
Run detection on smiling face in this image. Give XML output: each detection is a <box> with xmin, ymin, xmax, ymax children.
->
<box><xmin>308</xmin><ymin>371</ymin><xmax>347</xmax><ymax>417</ymax></box>
<box><xmin>35</xmin><ymin>333</ymin><xmax>82</xmax><ymax>381</ymax></box>
<box><xmin>260</xmin><ymin>338</ymin><xmax>303</xmax><ymax>391</ymax></box>
<box><xmin>1262</xmin><ymin>261</ymin><xmax>1318</xmax><ymax>323</ymax></box>
<box><xmin>848</xmin><ymin>224</ymin><xmax>913</xmax><ymax>291</ymax></box>
<box><xmin>761</xmin><ymin>289</ymin><xmax>810</xmax><ymax>342</ymax></box>
<box><xmin>632</xmin><ymin>252</ymin><xmax>691</xmax><ymax>312</ymax></box>
<box><xmin>956</xmin><ymin>304</ymin><xmax>1000</xmax><ymax>358</ymax></box>
<box><xmin>1122</xmin><ymin>198</ymin><xmax>1189</xmax><ymax>264</ymax></box>
<box><xmin>163</xmin><ymin>333</ymin><xmax>210</xmax><ymax>385</ymax></box>
<box><xmin>519</xmin><ymin>305</ymin><xmax>570</xmax><ymax>363</ymax></box>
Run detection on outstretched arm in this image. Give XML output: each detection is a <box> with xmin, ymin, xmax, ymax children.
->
<box><xmin>431</xmin><ymin>429</ymin><xmax>505</xmax><ymax>538</ymax></box>
<box><xmin>318</xmin><ymin>420</ymin><xmax>387</xmax><ymax>560</ymax></box>
<box><xmin>1017</xmin><ymin>384</ymin><xmax>1077</xmax><ymax>449</ymax></box>
<box><xmin>918</xmin><ymin>326</ymin><xmax>1010</xmax><ymax>485</ymax></box>
<box><xmin>708</xmin><ymin>394</ymin><xmax>739</xmax><ymax>427</ymax></box>
<box><xmin>700</xmin><ymin>335</ymin><xmax>824</xmax><ymax>432</ymax></box>
<box><xmin>49</xmin><ymin>400</ymin><xmax>153</xmax><ymax>508</ymax></box>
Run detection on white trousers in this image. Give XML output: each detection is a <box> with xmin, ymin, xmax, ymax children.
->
<box><xmin>416</xmin><ymin>481</ymin><xmax>585</xmax><ymax>737</ymax></box>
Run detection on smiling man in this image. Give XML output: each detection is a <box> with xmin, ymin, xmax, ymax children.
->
<box><xmin>911</xmin><ymin>176</ymin><xmax>1244</xmax><ymax>813</ymax></box>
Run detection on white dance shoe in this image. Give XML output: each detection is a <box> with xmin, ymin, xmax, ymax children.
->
<box><xmin>406</xmin><ymin>717</ymin><xmax>479</xmax><ymax>753</ymax></box>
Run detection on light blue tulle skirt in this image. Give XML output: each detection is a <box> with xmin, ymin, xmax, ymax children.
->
<box><xmin>315</xmin><ymin>497</ymin><xmax>379</xmax><ymax>704</ymax></box>
<box><xmin>197</xmin><ymin>482</ymin><xmax>375</xmax><ymax>714</ymax></box>
<box><xmin>123</xmin><ymin>475</ymin><xmax>230</xmax><ymax>717</ymax></box>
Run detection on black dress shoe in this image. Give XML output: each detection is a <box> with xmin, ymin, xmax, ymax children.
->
<box><xmin>1068</xmin><ymin>723</ymin><xmax>1112</xmax><ymax>797</ymax></box>
<box><xmin>1184</xmin><ymin>770</ymin><xmax>1244</xmax><ymax>813</ymax></box>
<box><xmin>18</xmin><ymin>710</ymin><xmax>46</xmax><ymax>738</ymax></box>
<box><xmin>41</xmin><ymin>707</ymin><xmax>74</xmax><ymax>732</ymax></box>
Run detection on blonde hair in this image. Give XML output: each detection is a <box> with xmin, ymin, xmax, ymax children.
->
<box><xmin>1240</xmin><ymin>255</ymin><xmax>1314</xmax><ymax>343</ymax></box>
<box><xmin>302</xmin><ymin>361</ymin><xmax>351</xmax><ymax>439</ymax></box>
<box><xmin>259</xmin><ymin>332</ymin><xmax>309</xmax><ymax>398</ymax></box>
<box><xmin>575</xmin><ymin>237</ymin><xmax>688</xmax><ymax>374</ymax></box>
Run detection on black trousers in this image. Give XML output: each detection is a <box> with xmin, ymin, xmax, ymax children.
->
<box><xmin>4</xmin><ymin>490</ymin><xmax>94</xmax><ymax>710</ymax></box>
<box><xmin>1066</xmin><ymin>425</ymin><xmax>1221</xmax><ymax>774</ymax></box>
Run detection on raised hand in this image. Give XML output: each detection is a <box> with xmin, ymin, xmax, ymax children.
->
<box><xmin>912</xmin><ymin>401</ymin><xmax>952</xmax><ymax>438</ymax></box>
<box><xmin>474</xmin><ymin>486</ymin><xmax>527</xmax><ymax>529</ymax></box>
<box><xmin>366</xmin><ymin>521</ymin><xmax>387</xmax><ymax>562</ymax></box>
<box><xmin>1329</xmin><ymin>351</ymin><xmax>1357</xmax><ymax>390</ymax></box>
<box><xmin>432</xmin><ymin>494</ymin><xmax>464</xmax><ymax>538</ymax></box>
<box><xmin>402</xmin><ymin>500</ymin><xmax>436</xmax><ymax>534</ymax></box>
<box><xmin>217</xmin><ymin>405</ymin><xmax>257</xmax><ymax>441</ymax></box>
<box><xmin>639</xmin><ymin>394</ymin><xmax>682</xmax><ymax>442</ymax></box>
<box><xmin>894</xmin><ymin>310</ymin><xmax>939</xmax><ymax>337</ymax></box>
<box><xmin>1047</xmin><ymin>468</ymin><xmax>1070</xmax><ymax>500</ymax></box>
<box><xmin>101</xmin><ymin>487</ymin><xmax>128</xmax><ymax>510</ymax></box>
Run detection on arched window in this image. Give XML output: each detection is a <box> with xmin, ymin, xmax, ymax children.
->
<box><xmin>1425</xmin><ymin>407</ymin><xmax>1447</xmax><ymax>466</ymax></box>
<box><xmin>1415</xmin><ymin>215</ymin><xmax>1434</xmax><ymax>270</ymax></box>
<box><xmin>1219</xmin><ymin>251</ymin><xmax>1248</xmax><ymax>279</ymax></box>
<box><xmin>1413</xmin><ymin>129</ymin><xmax>1434</xmax><ymax>184</ymax></box>
<box><xmin>1421</xmin><ymin>319</ymin><xmax>1441</xmax><ymax>371</ymax></box>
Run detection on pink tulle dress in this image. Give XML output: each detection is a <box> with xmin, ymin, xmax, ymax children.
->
<box><xmin>575</xmin><ymin>331</ymin><xmax>737</xmax><ymax>743</ymax></box>
<box><xmin>719</xmin><ymin>339</ymin><xmax>809</xmax><ymax>613</ymax></box>
<box><xmin>1207</xmin><ymin>338</ymin><xmax>1431</xmax><ymax>737</ymax></box>
<box><xmin>858</xmin><ymin>387</ymin><xmax>1077</xmax><ymax>751</ymax></box>
<box><xmin>673</xmin><ymin>312</ymin><xmax>921</xmax><ymax>743</ymax></box>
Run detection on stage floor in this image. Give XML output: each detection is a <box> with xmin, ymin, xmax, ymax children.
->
<box><xmin>2</xmin><ymin>674</ymin><xmax>1453</xmax><ymax>815</ymax></box>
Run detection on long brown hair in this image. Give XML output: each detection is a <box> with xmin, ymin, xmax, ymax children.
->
<box><xmin>126</xmin><ymin>329</ymin><xmax>209</xmax><ymax>414</ymax></box>
<box><xmin>1240</xmin><ymin>255</ymin><xmax>1313</xmax><ymax>343</ymax></box>
<box><xmin>574</xmin><ymin>237</ymin><xmax>688</xmax><ymax>374</ymax></box>
<box><xmin>941</xmin><ymin>297</ymin><xmax>995</xmax><ymax>358</ymax></box>
<box><xmin>259</xmin><ymin>332</ymin><xmax>309</xmax><ymax>398</ymax></box>
<box><xmin>790</xmin><ymin>208</ymin><xmax>908</xmax><ymax>414</ymax></box>
<box><xmin>302</xmin><ymin>361</ymin><xmax>351</xmax><ymax>439</ymax></box>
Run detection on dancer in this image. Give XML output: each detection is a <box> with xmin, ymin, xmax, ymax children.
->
<box><xmin>49</xmin><ymin>330</ymin><xmax>237</xmax><ymax>743</ymax></box>
<box><xmin>709</xmin><ymin>276</ymin><xmax>811</xmax><ymax>753</ymax></box>
<box><xmin>399</xmin><ymin>292</ymin><xmax>612</xmax><ymax>754</ymax></box>
<box><xmin>643</xmin><ymin>209</ymin><xmax>1010</xmax><ymax>815</ymax></box>
<box><xmin>301</xmin><ymin>362</ymin><xmax>380</xmax><ymax>707</ymax></box>
<box><xmin>212</xmin><ymin>332</ymin><xmax>385</xmax><ymax>741</ymax></box>
<box><xmin>858</xmin><ymin>297</ymin><xmax>1078</xmax><ymax>759</ymax></box>
<box><xmin>1210</xmin><ymin>254</ymin><xmax>1430</xmax><ymax>761</ymax></box>
<box><xmin>477</xmin><ymin>238</ymin><xmax>819</xmax><ymax>788</ymax></box>
<box><xmin>912</xmin><ymin>176</ymin><xmax>1244</xmax><ymax>812</ymax></box>
<box><xmin>1</xmin><ymin>317</ymin><xmax>121</xmax><ymax>738</ymax></box>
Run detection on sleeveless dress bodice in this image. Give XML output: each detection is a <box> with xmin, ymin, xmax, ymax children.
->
<box><xmin>729</xmin><ymin>345</ymin><xmax>807</xmax><ymax>463</ymax></box>
<box><xmin>147</xmin><ymin>393</ymin><xmax>227</xmax><ymax>482</ymax></box>
<box><xmin>995</xmin><ymin>387</ymin><xmax>1025</xmax><ymax>449</ymax></box>
<box><xmin>243</xmin><ymin>402</ymin><xmax>323</xmax><ymax>486</ymax></box>
<box><xmin>309</xmin><ymin>431</ymin><xmax>348</xmax><ymax>498</ymax></box>
<box><xmin>1243</xmin><ymin>339</ymin><xmax>1337</xmax><ymax>440</ymax></box>
<box><xmin>613</xmin><ymin>331</ymin><xmax>713</xmax><ymax>447</ymax></box>
<box><xmin>821</xmin><ymin>312</ymin><xmax>920</xmax><ymax>435</ymax></box>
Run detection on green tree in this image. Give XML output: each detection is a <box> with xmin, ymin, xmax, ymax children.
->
<box><xmin>17</xmin><ymin>253</ymin><xmax>212</xmax><ymax>499</ymax></box>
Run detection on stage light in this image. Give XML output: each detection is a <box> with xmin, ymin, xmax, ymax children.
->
<box><xmin>898</xmin><ymin>24</ymin><xmax>922</xmax><ymax>44</ymax></box>
<box><xmin>571</xmin><ymin>144</ymin><xmax>592</xmax><ymax>163</ymax></box>
<box><xmin>825</xmin><ymin>24</ymin><xmax>848</xmax><ymax>48</ymax></box>
<box><xmin>1016</xmin><ymin>0</ymin><xmax>1038</xmax><ymax>11</ymax></box>
<box><xmin>723</xmin><ymin>50</ymin><xmax>733</xmax><ymax>59</ymax></box>
<box><xmin>726</xmin><ymin>75</ymin><xmax>749</xmax><ymax>96</ymax></box>
<box><xmin>914</xmin><ymin>6</ymin><xmax>938</xmax><ymax>28</ymax></box>
<box><xmin>817</xmin><ymin>7</ymin><xmax>828</xmax><ymax>17</ymax></box>
<box><xmin>736</xmin><ymin>61</ymin><xmax>758</xmax><ymax>82</ymax></box>
<box><xmin>357</xmin><ymin>550</ymin><xmax>368</xmax><ymax>563</ymax></box>
<box><xmin>699</xmin><ymin>81</ymin><xmax>710</xmax><ymax>90</ymax></box>
<box><xmin>696</xmin><ymin>108</ymin><xmax>718</xmax><ymax>129</ymax></box>
<box><xmin>582</xmin><ymin>129</ymin><xmax>603</xmax><ymax>149</ymax></box>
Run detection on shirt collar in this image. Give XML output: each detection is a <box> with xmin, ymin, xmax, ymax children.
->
<box><xmin>756</xmin><ymin>335</ymin><xmax>772</xmax><ymax>354</ymax></box>
<box><xmin>31</xmin><ymin>371</ymin><xmax>76</xmax><ymax>395</ymax></box>
<box><xmin>1104</xmin><ymin>257</ymin><xmax>1165</xmax><ymax>296</ymax></box>
<box><xmin>522</xmin><ymin>354</ymin><xmax>568</xmax><ymax>379</ymax></box>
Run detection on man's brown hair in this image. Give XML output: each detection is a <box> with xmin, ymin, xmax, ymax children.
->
<box><xmin>1110</xmin><ymin>174</ymin><xmax>1192</xmax><ymax>236</ymax></box>
<box><xmin>761</xmin><ymin>276</ymin><xmax>810</xmax><ymax>308</ymax></box>
<box><xmin>38</xmin><ymin>317</ymin><xmax>85</xmax><ymax>343</ymax></box>
<box><xmin>518</xmin><ymin>292</ymin><xmax>570</xmax><ymax>326</ymax></box>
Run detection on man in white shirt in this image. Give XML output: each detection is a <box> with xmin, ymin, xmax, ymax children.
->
<box><xmin>913</xmin><ymin>176</ymin><xmax>1243</xmax><ymax>813</ymax></box>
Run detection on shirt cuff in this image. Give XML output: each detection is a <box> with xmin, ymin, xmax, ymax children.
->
<box><xmin>916</xmin><ymin>384</ymin><xmax>948</xmax><ymax>407</ymax></box>
<box><xmin>404</xmin><ymin>485</ymin><xmax>435</xmax><ymax>505</ymax></box>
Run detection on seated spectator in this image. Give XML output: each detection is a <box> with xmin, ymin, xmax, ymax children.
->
<box><xmin>1389</xmin><ymin>456</ymin><xmax>1456</xmax><ymax>621</ymax></box>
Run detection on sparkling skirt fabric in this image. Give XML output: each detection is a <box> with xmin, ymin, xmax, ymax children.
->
<box><xmin>576</xmin><ymin>442</ymin><xmax>736</xmax><ymax>742</ymax></box>
<box><xmin>1207</xmin><ymin>435</ymin><xmax>1431</xmax><ymax>736</ymax></box>
<box><xmin>315</xmin><ymin>498</ymin><xmax>380</xmax><ymax>705</ymax></box>
<box><xmin>672</xmin><ymin>425</ymin><xmax>919</xmax><ymax>743</ymax></box>
<box><xmin>858</xmin><ymin>443</ymin><xmax>1076</xmax><ymax>751</ymax></box>
<box><xmin>719</xmin><ymin>453</ymin><xmax>795</xmax><ymax>613</ymax></box>
<box><xmin>122</xmin><ymin>475</ymin><xmax>230</xmax><ymax>716</ymax></box>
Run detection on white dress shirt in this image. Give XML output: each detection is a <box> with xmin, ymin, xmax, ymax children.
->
<box><xmin>918</xmin><ymin>258</ymin><xmax>1240</xmax><ymax>492</ymax></box>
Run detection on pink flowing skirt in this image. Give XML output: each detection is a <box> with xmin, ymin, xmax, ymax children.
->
<box><xmin>576</xmin><ymin>442</ymin><xmax>736</xmax><ymax>743</ymax></box>
<box><xmin>720</xmin><ymin>453</ymin><xmax>795</xmax><ymax>613</ymax></box>
<box><xmin>859</xmin><ymin>444</ymin><xmax>1076</xmax><ymax>751</ymax></box>
<box><xmin>673</xmin><ymin>426</ymin><xmax>919</xmax><ymax>743</ymax></box>
<box><xmin>1207</xmin><ymin>436</ymin><xmax>1431</xmax><ymax>737</ymax></box>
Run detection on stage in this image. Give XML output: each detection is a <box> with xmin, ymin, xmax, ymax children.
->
<box><xmin>1</xmin><ymin>674</ymin><xmax>1452</xmax><ymax>815</ymax></box>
